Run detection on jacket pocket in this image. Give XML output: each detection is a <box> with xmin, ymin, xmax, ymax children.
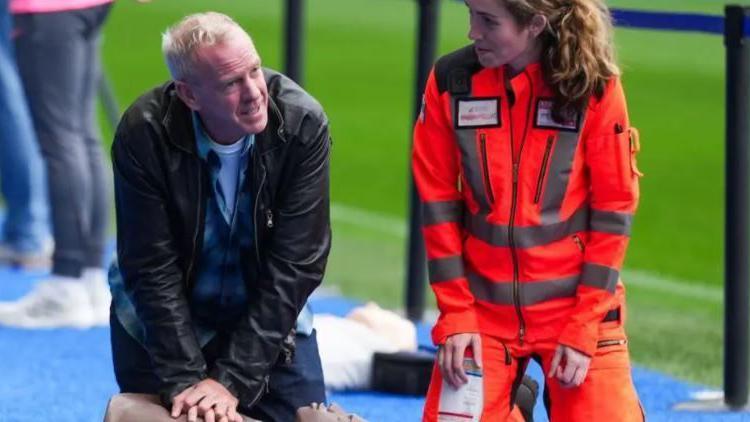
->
<box><xmin>572</xmin><ymin>234</ymin><xmax>585</xmax><ymax>253</ymax></box>
<box><xmin>479</xmin><ymin>132</ymin><xmax>495</xmax><ymax>204</ymax></box>
<box><xmin>597</xmin><ymin>338</ymin><xmax>627</xmax><ymax>349</ymax></box>
<box><xmin>502</xmin><ymin>341</ymin><xmax>512</xmax><ymax>365</ymax></box>
<box><xmin>534</xmin><ymin>135</ymin><xmax>555</xmax><ymax>204</ymax></box>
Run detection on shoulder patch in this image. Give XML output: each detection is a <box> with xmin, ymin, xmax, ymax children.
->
<box><xmin>434</xmin><ymin>45</ymin><xmax>482</xmax><ymax>95</ymax></box>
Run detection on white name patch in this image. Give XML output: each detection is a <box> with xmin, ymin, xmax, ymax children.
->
<box><xmin>535</xmin><ymin>99</ymin><xmax>580</xmax><ymax>131</ymax></box>
<box><xmin>455</xmin><ymin>98</ymin><xmax>500</xmax><ymax>128</ymax></box>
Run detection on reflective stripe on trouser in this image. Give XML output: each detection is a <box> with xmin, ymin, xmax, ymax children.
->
<box><xmin>423</xmin><ymin>323</ymin><xmax>643</xmax><ymax>421</ymax></box>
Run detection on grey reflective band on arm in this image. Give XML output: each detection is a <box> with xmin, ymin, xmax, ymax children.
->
<box><xmin>422</xmin><ymin>200</ymin><xmax>464</xmax><ymax>226</ymax></box>
<box><xmin>428</xmin><ymin>255</ymin><xmax>465</xmax><ymax>284</ymax></box>
<box><xmin>580</xmin><ymin>263</ymin><xmax>619</xmax><ymax>293</ymax></box>
<box><xmin>590</xmin><ymin>209</ymin><xmax>633</xmax><ymax>236</ymax></box>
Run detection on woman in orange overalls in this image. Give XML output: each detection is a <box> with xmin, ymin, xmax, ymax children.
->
<box><xmin>413</xmin><ymin>0</ymin><xmax>644</xmax><ymax>420</ymax></box>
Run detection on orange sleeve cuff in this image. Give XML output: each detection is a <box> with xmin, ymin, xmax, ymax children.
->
<box><xmin>557</xmin><ymin>320</ymin><xmax>598</xmax><ymax>357</ymax></box>
<box><xmin>431</xmin><ymin>309</ymin><xmax>479</xmax><ymax>345</ymax></box>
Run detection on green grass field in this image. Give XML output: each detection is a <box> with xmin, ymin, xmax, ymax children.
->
<box><xmin>99</xmin><ymin>0</ymin><xmax>750</xmax><ymax>387</ymax></box>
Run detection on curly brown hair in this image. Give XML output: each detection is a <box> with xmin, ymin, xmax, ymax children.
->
<box><xmin>500</xmin><ymin>0</ymin><xmax>620</xmax><ymax>121</ymax></box>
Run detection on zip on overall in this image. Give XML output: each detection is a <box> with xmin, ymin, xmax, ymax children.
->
<box><xmin>479</xmin><ymin>132</ymin><xmax>495</xmax><ymax>204</ymax></box>
<box><xmin>507</xmin><ymin>70</ymin><xmax>534</xmax><ymax>344</ymax></box>
<box><xmin>534</xmin><ymin>135</ymin><xmax>555</xmax><ymax>204</ymax></box>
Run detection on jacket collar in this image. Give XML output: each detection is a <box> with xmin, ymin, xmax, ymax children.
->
<box><xmin>161</xmin><ymin>82</ymin><xmax>287</xmax><ymax>156</ymax></box>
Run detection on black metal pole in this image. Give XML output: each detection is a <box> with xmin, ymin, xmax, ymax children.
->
<box><xmin>724</xmin><ymin>4</ymin><xmax>750</xmax><ymax>410</ymax></box>
<box><xmin>284</xmin><ymin>0</ymin><xmax>304</xmax><ymax>85</ymax></box>
<box><xmin>406</xmin><ymin>0</ymin><xmax>440</xmax><ymax>321</ymax></box>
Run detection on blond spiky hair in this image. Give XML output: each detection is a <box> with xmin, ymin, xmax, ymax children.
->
<box><xmin>161</xmin><ymin>12</ymin><xmax>254</xmax><ymax>80</ymax></box>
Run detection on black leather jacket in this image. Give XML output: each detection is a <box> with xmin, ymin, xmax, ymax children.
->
<box><xmin>111</xmin><ymin>69</ymin><xmax>331</xmax><ymax>409</ymax></box>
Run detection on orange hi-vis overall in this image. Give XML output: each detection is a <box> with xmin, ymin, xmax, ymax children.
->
<box><xmin>414</xmin><ymin>46</ymin><xmax>643</xmax><ymax>421</ymax></box>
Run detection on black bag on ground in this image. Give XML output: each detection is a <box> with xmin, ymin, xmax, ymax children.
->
<box><xmin>371</xmin><ymin>350</ymin><xmax>435</xmax><ymax>395</ymax></box>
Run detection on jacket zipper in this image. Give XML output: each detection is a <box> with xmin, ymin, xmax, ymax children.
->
<box><xmin>597</xmin><ymin>339</ymin><xmax>627</xmax><ymax>348</ymax></box>
<box><xmin>254</xmin><ymin>160</ymin><xmax>267</xmax><ymax>266</ymax></box>
<box><xmin>572</xmin><ymin>234</ymin><xmax>585</xmax><ymax>252</ymax></box>
<box><xmin>479</xmin><ymin>132</ymin><xmax>495</xmax><ymax>204</ymax></box>
<box><xmin>186</xmin><ymin>163</ymin><xmax>204</xmax><ymax>290</ymax></box>
<box><xmin>534</xmin><ymin>135</ymin><xmax>554</xmax><ymax>204</ymax></box>
<box><xmin>266</xmin><ymin>209</ymin><xmax>274</xmax><ymax>229</ymax></box>
<box><xmin>507</xmin><ymin>70</ymin><xmax>534</xmax><ymax>344</ymax></box>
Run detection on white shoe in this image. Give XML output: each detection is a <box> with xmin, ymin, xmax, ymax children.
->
<box><xmin>0</xmin><ymin>276</ymin><xmax>95</xmax><ymax>328</ymax></box>
<box><xmin>82</xmin><ymin>267</ymin><xmax>111</xmax><ymax>326</ymax></box>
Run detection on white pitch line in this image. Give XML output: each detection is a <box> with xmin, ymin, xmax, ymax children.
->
<box><xmin>622</xmin><ymin>269</ymin><xmax>722</xmax><ymax>304</ymax></box>
<box><xmin>331</xmin><ymin>202</ymin><xmax>406</xmax><ymax>238</ymax></box>
<box><xmin>330</xmin><ymin>202</ymin><xmax>723</xmax><ymax>303</ymax></box>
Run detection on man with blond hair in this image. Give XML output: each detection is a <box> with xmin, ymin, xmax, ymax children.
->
<box><xmin>108</xmin><ymin>12</ymin><xmax>331</xmax><ymax>422</ymax></box>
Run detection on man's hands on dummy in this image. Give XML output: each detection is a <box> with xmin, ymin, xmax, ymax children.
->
<box><xmin>171</xmin><ymin>378</ymin><xmax>243</xmax><ymax>422</ymax></box>
<box><xmin>438</xmin><ymin>333</ymin><xmax>482</xmax><ymax>389</ymax></box>
<box><xmin>548</xmin><ymin>344</ymin><xmax>591</xmax><ymax>388</ymax></box>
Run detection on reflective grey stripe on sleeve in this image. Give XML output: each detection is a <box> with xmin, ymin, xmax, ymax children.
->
<box><xmin>428</xmin><ymin>255</ymin><xmax>465</xmax><ymax>284</ymax></box>
<box><xmin>464</xmin><ymin>205</ymin><xmax>589</xmax><ymax>248</ymax></box>
<box><xmin>467</xmin><ymin>271</ymin><xmax>579</xmax><ymax>306</ymax></box>
<box><xmin>580</xmin><ymin>263</ymin><xmax>619</xmax><ymax>293</ymax></box>
<box><xmin>590</xmin><ymin>209</ymin><xmax>633</xmax><ymax>236</ymax></box>
<box><xmin>539</xmin><ymin>118</ymin><xmax>585</xmax><ymax>224</ymax></box>
<box><xmin>422</xmin><ymin>200</ymin><xmax>464</xmax><ymax>226</ymax></box>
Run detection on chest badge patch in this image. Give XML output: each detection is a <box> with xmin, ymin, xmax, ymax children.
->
<box><xmin>535</xmin><ymin>99</ymin><xmax>580</xmax><ymax>131</ymax></box>
<box><xmin>455</xmin><ymin>97</ymin><xmax>501</xmax><ymax>129</ymax></box>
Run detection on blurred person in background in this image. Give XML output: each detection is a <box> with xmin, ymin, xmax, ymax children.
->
<box><xmin>0</xmin><ymin>0</ymin><xmax>51</xmax><ymax>269</ymax></box>
<box><xmin>413</xmin><ymin>0</ymin><xmax>644</xmax><ymax>420</ymax></box>
<box><xmin>108</xmin><ymin>12</ymin><xmax>330</xmax><ymax>422</ymax></box>
<box><xmin>0</xmin><ymin>0</ymin><xmax>114</xmax><ymax>328</ymax></box>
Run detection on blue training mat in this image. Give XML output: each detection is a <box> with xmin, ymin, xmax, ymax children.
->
<box><xmin>0</xmin><ymin>272</ymin><xmax>746</xmax><ymax>421</ymax></box>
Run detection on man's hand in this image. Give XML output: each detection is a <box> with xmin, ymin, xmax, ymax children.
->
<box><xmin>548</xmin><ymin>344</ymin><xmax>591</xmax><ymax>388</ymax></box>
<box><xmin>438</xmin><ymin>333</ymin><xmax>482</xmax><ymax>389</ymax></box>
<box><xmin>170</xmin><ymin>379</ymin><xmax>243</xmax><ymax>422</ymax></box>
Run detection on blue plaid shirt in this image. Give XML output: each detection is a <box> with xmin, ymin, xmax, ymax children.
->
<box><xmin>109</xmin><ymin>113</ymin><xmax>313</xmax><ymax>347</ymax></box>
<box><xmin>190</xmin><ymin>114</ymin><xmax>254</xmax><ymax>341</ymax></box>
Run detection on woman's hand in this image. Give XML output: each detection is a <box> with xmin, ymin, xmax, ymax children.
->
<box><xmin>438</xmin><ymin>333</ymin><xmax>482</xmax><ymax>389</ymax></box>
<box><xmin>548</xmin><ymin>344</ymin><xmax>591</xmax><ymax>388</ymax></box>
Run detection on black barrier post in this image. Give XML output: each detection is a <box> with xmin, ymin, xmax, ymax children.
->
<box><xmin>724</xmin><ymin>5</ymin><xmax>750</xmax><ymax>410</ymax></box>
<box><xmin>284</xmin><ymin>0</ymin><xmax>304</xmax><ymax>85</ymax></box>
<box><xmin>406</xmin><ymin>0</ymin><xmax>440</xmax><ymax>321</ymax></box>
